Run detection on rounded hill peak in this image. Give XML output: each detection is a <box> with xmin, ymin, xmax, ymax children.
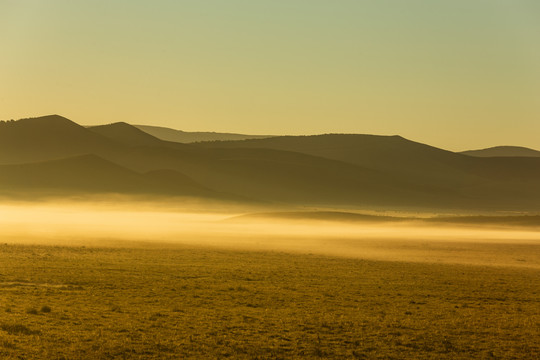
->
<box><xmin>2</xmin><ymin>115</ymin><xmax>81</xmax><ymax>131</ymax></box>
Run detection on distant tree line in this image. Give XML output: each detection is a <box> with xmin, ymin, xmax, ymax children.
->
<box><xmin>0</xmin><ymin>116</ymin><xmax>40</xmax><ymax>124</ymax></box>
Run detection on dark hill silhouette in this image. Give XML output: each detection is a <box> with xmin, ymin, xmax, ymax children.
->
<box><xmin>1</xmin><ymin>115</ymin><xmax>540</xmax><ymax>210</ymax></box>
<box><xmin>1</xmin><ymin>117</ymin><xmax>436</xmax><ymax>207</ymax></box>
<box><xmin>0</xmin><ymin>154</ymin><xmax>226</xmax><ymax>199</ymax></box>
<box><xmin>231</xmin><ymin>211</ymin><xmax>540</xmax><ymax>228</ymax></box>
<box><xmin>428</xmin><ymin>214</ymin><xmax>540</xmax><ymax>227</ymax></box>
<box><xmin>88</xmin><ymin>122</ymin><xmax>196</xmax><ymax>152</ymax></box>
<box><xmin>196</xmin><ymin>134</ymin><xmax>540</xmax><ymax>197</ymax></box>
<box><xmin>98</xmin><ymin>142</ymin><xmax>442</xmax><ymax>208</ymax></box>
<box><xmin>134</xmin><ymin>124</ymin><xmax>273</xmax><ymax>143</ymax></box>
<box><xmin>0</xmin><ymin>115</ymin><xmax>121</xmax><ymax>164</ymax></box>
<box><xmin>196</xmin><ymin>134</ymin><xmax>477</xmax><ymax>187</ymax></box>
<box><xmin>0</xmin><ymin>116</ymin><xmax>207</xmax><ymax>169</ymax></box>
<box><xmin>89</xmin><ymin>122</ymin><xmax>167</xmax><ymax>147</ymax></box>
<box><xmin>229</xmin><ymin>211</ymin><xmax>405</xmax><ymax>223</ymax></box>
<box><xmin>193</xmin><ymin>147</ymin><xmax>446</xmax><ymax>207</ymax></box>
<box><xmin>460</xmin><ymin>146</ymin><xmax>540</xmax><ymax>158</ymax></box>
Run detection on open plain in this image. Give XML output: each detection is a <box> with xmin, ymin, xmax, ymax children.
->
<box><xmin>1</xmin><ymin>203</ymin><xmax>539</xmax><ymax>359</ymax></box>
<box><xmin>4</xmin><ymin>1</ymin><xmax>540</xmax><ymax>357</ymax></box>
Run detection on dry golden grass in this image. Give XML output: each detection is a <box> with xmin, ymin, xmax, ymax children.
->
<box><xmin>0</xmin><ymin>242</ymin><xmax>538</xmax><ymax>359</ymax></box>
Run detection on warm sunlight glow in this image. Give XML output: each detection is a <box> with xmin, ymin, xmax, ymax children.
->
<box><xmin>1</xmin><ymin>202</ymin><xmax>539</xmax><ymax>269</ymax></box>
<box><xmin>1</xmin><ymin>3</ymin><xmax>539</xmax><ymax>358</ymax></box>
<box><xmin>1</xmin><ymin>1</ymin><xmax>539</xmax><ymax>150</ymax></box>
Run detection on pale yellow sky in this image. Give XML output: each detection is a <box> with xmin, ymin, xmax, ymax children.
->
<box><xmin>1</xmin><ymin>1</ymin><xmax>539</xmax><ymax>151</ymax></box>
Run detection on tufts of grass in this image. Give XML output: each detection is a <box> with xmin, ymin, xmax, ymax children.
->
<box><xmin>1</xmin><ymin>323</ymin><xmax>41</xmax><ymax>336</ymax></box>
<box><xmin>149</xmin><ymin>312</ymin><xmax>167</xmax><ymax>321</ymax></box>
<box><xmin>0</xmin><ymin>244</ymin><xmax>538</xmax><ymax>359</ymax></box>
<box><xmin>2</xmin><ymin>340</ymin><xmax>17</xmax><ymax>349</ymax></box>
<box><xmin>26</xmin><ymin>308</ymin><xmax>38</xmax><ymax>315</ymax></box>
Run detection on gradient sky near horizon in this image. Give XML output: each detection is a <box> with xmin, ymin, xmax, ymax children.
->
<box><xmin>1</xmin><ymin>1</ymin><xmax>539</xmax><ymax>150</ymax></box>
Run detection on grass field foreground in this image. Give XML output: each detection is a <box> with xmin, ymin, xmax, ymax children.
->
<box><xmin>0</xmin><ymin>242</ymin><xmax>539</xmax><ymax>359</ymax></box>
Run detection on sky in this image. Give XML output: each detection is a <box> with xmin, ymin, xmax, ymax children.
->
<box><xmin>1</xmin><ymin>0</ymin><xmax>539</xmax><ymax>151</ymax></box>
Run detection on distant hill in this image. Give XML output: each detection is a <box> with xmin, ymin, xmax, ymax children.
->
<box><xmin>229</xmin><ymin>211</ymin><xmax>405</xmax><ymax>223</ymax></box>
<box><xmin>135</xmin><ymin>124</ymin><xmax>273</xmax><ymax>143</ymax></box>
<box><xmin>2</xmin><ymin>115</ymin><xmax>540</xmax><ymax>211</ymax></box>
<box><xmin>88</xmin><ymin>122</ymin><xmax>196</xmax><ymax>152</ymax></box>
<box><xmin>0</xmin><ymin>154</ymin><xmax>225</xmax><ymax>199</ymax></box>
<box><xmin>197</xmin><ymin>134</ymin><xmax>540</xmax><ymax>209</ymax></box>
<box><xmin>231</xmin><ymin>211</ymin><xmax>540</xmax><ymax>228</ymax></box>
<box><xmin>196</xmin><ymin>134</ymin><xmax>540</xmax><ymax>187</ymax></box>
<box><xmin>89</xmin><ymin>122</ymin><xmax>167</xmax><ymax>147</ymax></box>
<box><xmin>0</xmin><ymin>115</ymin><xmax>120</xmax><ymax>164</ymax></box>
<box><xmin>227</xmin><ymin>211</ymin><xmax>540</xmax><ymax>228</ymax></box>
<box><xmin>2</xmin><ymin>116</ymin><xmax>430</xmax><ymax>207</ymax></box>
<box><xmin>460</xmin><ymin>146</ymin><xmax>540</xmax><ymax>158</ymax></box>
<box><xmin>197</xmin><ymin>134</ymin><xmax>465</xmax><ymax>182</ymax></box>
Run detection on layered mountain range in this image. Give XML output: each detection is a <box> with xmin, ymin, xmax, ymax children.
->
<box><xmin>1</xmin><ymin>115</ymin><xmax>539</xmax><ymax>211</ymax></box>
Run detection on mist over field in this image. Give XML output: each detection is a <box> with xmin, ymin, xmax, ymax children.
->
<box><xmin>1</xmin><ymin>115</ymin><xmax>539</xmax><ymax>358</ymax></box>
<box><xmin>2</xmin><ymin>198</ymin><xmax>539</xmax><ymax>358</ymax></box>
<box><xmin>1</xmin><ymin>201</ymin><xmax>538</xmax><ymax>269</ymax></box>
<box><xmin>3</xmin><ymin>0</ymin><xmax>540</xmax><ymax>357</ymax></box>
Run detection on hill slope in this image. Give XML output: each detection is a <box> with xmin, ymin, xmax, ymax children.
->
<box><xmin>197</xmin><ymin>135</ymin><xmax>540</xmax><ymax>186</ymax></box>
<box><xmin>0</xmin><ymin>154</ymin><xmax>223</xmax><ymax>199</ymax></box>
<box><xmin>2</xmin><ymin>116</ymin><xmax>540</xmax><ymax>210</ymax></box>
<box><xmin>197</xmin><ymin>134</ymin><xmax>469</xmax><ymax>183</ymax></box>
<box><xmin>197</xmin><ymin>134</ymin><xmax>540</xmax><ymax>209</ymax></box>
<box><xmin>89</xmin><ymin>122</ymin><xmax>167</xmax><ymax>147</ymax></box>
<box><xmin>0</xmin><ymin>115</ymin><xmax>121</xmax><ymax>164</ymax></box>
<box><xmin>135</xmin><ymin>124</ymin><xmax>273</xmax><ymax>143</ymax></box>
<box><xmin>460</xmin><ymin>146</ymin><xmax>540</xmax><ymax>158</ymax></box>
<box><xmin>1</xmin><ymin>117</ymin><xmax>436</xmax><ymax>207</ymax></box>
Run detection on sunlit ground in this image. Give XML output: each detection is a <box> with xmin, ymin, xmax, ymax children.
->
<box><xmin>1</xmin><ymin>201</ymin><xmax>539</xmax><ymax>359</ymax></box>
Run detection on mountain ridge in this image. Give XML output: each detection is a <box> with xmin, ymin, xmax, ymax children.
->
<box><xmin>0</xmin><ymin>153</ymin><xmax>231</xmax><ymax>200</ymax></box>
<box><xmin>134</xmin><ymin>124</ymin><xmax>274</xmax><ymax>143</ymax></box>
<box><xmin>2</xmin><ymin>115</ymin><xmax>540</xmax><ymax>211</ymax></box>
<box><xmin>460</xmin><ymin>146</ymin><xmax>540</xmax><ymax>158</ymax></box>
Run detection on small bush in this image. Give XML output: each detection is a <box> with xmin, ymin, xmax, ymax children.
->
<box><xmin>40</xmin><ymin>306</ymin><xmax>52</xmax><ymax>313</ymax></box>
<box><xmin>26</xmin><ymin>308</ymin><xmax>38</xmax><ymax>315</ymax></box>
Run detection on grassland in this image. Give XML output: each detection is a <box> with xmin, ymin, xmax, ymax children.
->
<box><xmin>0</xmin><ymin>242</ymin><xmax>538</xmax><ymax>359</ymax></box>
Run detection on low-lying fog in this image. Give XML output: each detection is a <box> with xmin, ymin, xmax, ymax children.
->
<box><xmin>1</xmin><ymin>201</ymin><xmax>539</xmax><ymax>269</ymax></box>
